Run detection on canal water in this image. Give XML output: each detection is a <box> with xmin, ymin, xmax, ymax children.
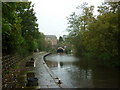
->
<box><xmin>45</xmin><ymin>54</ymin><xmax>120</xmax><ymax>88</ymax></box>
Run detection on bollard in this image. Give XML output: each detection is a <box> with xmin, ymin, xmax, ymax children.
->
<box><xmin>58</xmin><ymin>79</ymin><xmax>61</xmax><ymax>84</ymax></box>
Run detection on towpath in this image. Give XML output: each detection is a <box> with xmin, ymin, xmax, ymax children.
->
<box><xmin>32</xmin><ymin>52</ymin><xmax>67</xmax><ymax>88</ymax></box>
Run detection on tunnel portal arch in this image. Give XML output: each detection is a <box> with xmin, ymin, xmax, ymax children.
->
<box><xmin>57</xmin><ymin>47</ymin><xmax>64</xmax><ymax>53</ymax></box>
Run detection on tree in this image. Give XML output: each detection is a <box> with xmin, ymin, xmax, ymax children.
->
<box><xmin>2</xmin><ymin>2</ymin><xmax>46</xmax><ymax>56</ymax></box>
<box><xmin>58</xmin><ymin>36</ymin><xmax>63</xmax><ymax>42</ymax></box>
<box><xmin>66</xmin><ymin>3</ymin><xmax>95</xmax><ymax>56</ymax></box>
<box><xmin>2</xmin><ymin>2</ymin><xmax>23</xmax><ymax>54</ymax></box>
<box><xmin>67</xmin><ymin>2</ymin><xmax>119</xmax><ymax>67</ymax></box>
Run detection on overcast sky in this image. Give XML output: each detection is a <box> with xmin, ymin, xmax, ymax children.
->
<box><xmin>29</xmin><ymin>0</ymin><xmax>104</xmax><ymax>38</ymax></box>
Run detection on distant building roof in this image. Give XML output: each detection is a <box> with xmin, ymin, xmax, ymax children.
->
<box><xmin>45</xmin><ymin>35</ymin><xmax>57</xmax><ymax>39</ymax></box>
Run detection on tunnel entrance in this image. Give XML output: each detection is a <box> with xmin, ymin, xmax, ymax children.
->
<box><xmin>57</xmin><ymin>47</ymin><xmax>64</xmax><ymax>54</ymax></box>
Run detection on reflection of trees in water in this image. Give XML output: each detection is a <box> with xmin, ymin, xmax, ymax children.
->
<box><xmin>45</xmin><ymin>54</ymin><xmax>120</xmax><ymax>88</ymax></box>
<box><xmin>73</xmin><ymin>59</ymin><xmax>120</xmax><ymax>88</ymax></box>
<box><xmin>45</xmin><ymin>57</ymin><xmax>93</xmax><ymax>87</ymax></box>
<box><xmin>77</xmin><ymin>68</ymin><xmax>92</xmax><ymax>80</ymax></box>
<box><xmin>72</xmin><ymin>61</ymin><xmax>91</xmax><ymax>79</ymax></box>
<box><xmin>46</xmin><ymin>59</ymin><xmax>92</xmax><ymax>79</ymax></box>
<box><xmin>65</xmin><ymin>61</ymin><xmax>92</xmax><ymax>81</ymax></box>
<box><xmin>91</xmin><ymin>67</ymin><xmax>120</xmax><ymax>88</ymax></box>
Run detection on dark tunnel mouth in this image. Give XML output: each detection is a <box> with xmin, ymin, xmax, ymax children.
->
<box><xmin>57</xmin><ymin>48</ymin><xmax>64</xmax><ymax>53</ymax></box>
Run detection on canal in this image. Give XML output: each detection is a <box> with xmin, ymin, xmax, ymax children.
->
<box><xmin>45</xmin><ymin>54</ymin><xmax>120</xmax><ymax>88</ymax></box>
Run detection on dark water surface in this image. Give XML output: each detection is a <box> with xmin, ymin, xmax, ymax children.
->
<box><xmin>45</xmin><ymin>54</ymin><xmax>120</xmax><ymax>88</ymax></box>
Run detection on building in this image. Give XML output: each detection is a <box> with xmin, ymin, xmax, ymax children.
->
<box><xmin>45</xmin><ymin>35</ymin><xmax>57</xmax><ymax>46</ymax></box>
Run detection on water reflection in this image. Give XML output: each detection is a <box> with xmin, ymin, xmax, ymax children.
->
<box><xmin>45</xmin><ymin>54</ymin><xmax>120</xmax><ymax>88</ymax></box>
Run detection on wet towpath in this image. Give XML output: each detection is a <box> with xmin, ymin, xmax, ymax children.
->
<box><xmin>33</xmin><ymin>52</ymin><xmax>67</xmax><ymax>88</ymax></box>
